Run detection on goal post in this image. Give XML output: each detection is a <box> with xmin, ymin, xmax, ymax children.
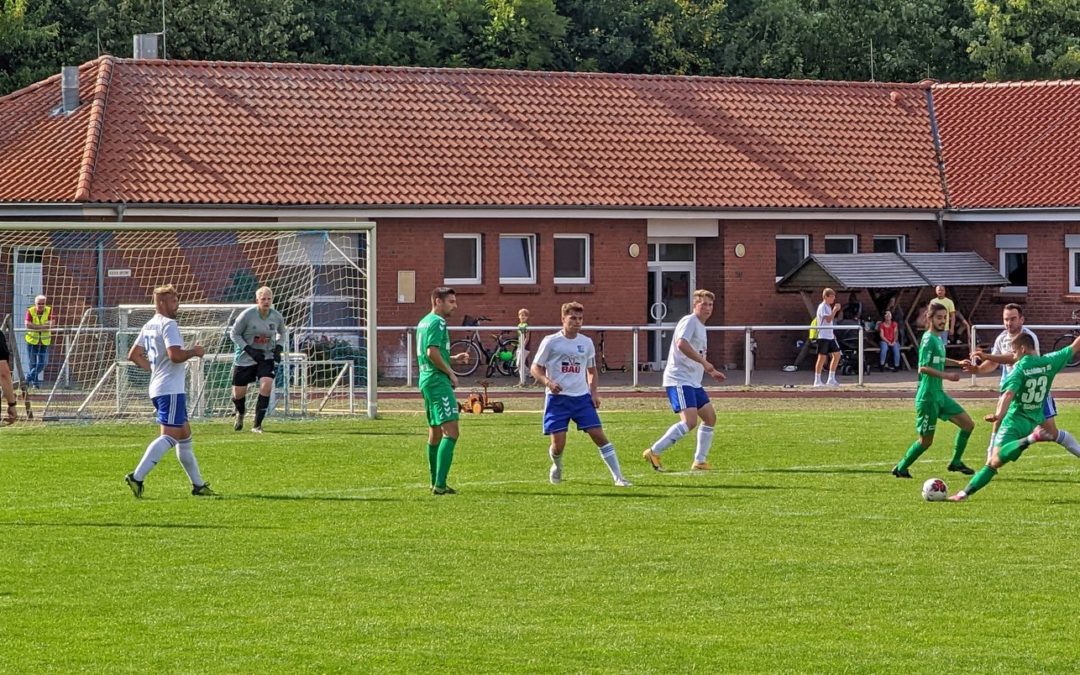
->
<box><xmin>0</xmin><ymin>221</ymin><xmax>377</xmax><ymax>421</ymax></box>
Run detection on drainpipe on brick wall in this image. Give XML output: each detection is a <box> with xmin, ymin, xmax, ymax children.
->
<box><xmin>925</xmin><ymin>86</ymin><xmax>950</xmax><ymax>252</ymax></box>
<box><xmin>937</xmin><ymin>211</ymin><xmax>945</xmax><ymax>252</ymax></box>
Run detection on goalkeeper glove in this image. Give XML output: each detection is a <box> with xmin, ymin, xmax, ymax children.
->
<box><xmin>243</xmin><ymin>345</ymin><xmax>264</xmax><ymax>362</ymax></box>
<box><xmin>273</xmin><ymin>345</ymin><xmax>283</xmax><ymax>363</ymax></box>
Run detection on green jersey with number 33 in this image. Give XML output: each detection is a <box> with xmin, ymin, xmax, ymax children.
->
<box><xmin>999</xmin><ymin>346</ymin><xmax>1074</xmax><ymax>429</ymax></box>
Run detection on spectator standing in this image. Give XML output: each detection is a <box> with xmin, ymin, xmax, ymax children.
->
<box><xmin>24</xmin><ymin>294</ymin><xmax>52</xmax><ymax>387</ymax></box>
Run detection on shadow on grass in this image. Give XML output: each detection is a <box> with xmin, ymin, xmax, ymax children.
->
<box><xmin>755</xmin><ymin>468</ymin><xmax>887</xmax><ymax>476</ymax></box>
<box><xmin>497</xmin><ymin>489</ymin><xmax>671</xmax><ymax>499</ymax></box>
<box><xmin>657</xmin><ymin>482</ymin><xmax>795</xmax><ymax>491</ymax></box>
<box><xmin>244</xmin><ymin>429</ymin><xmax>417</xmax><ymax>437</ymax></box>
<box><xmin>235</xmin><ymin>493</ymin><xmax>400</xmax><ymax>503</ymax></box>
<box><xmin>0</xmin><ymin>521</ymin><xmax>279</xmax><ymax>530</ymax></box>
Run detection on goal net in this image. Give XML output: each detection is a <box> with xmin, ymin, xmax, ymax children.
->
<box><xmin>0</xmin><ymin>223</ymin><xmax>376</xmax><ymax>422</ymax></box>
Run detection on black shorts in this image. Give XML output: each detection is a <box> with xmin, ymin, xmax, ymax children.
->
<box><xmin>0</xmin><ymin>331</ymin><xmax>10</xmax><ymax>363</ymax></box>
<box><xmin>815</xmin><ymin>338</ymin><xmax>841</xmax><ymax>355</ymax></box>
<box><xmin>231</xmin><ymin>360</ymin><xmax>277</xmax><ymax>386</ymax></box>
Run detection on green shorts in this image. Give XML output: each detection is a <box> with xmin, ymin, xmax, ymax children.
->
<box><xmin>914</xmin><ymin>394</ymin><xmax>965</xmax><ymax>435</ymax></box>
<box><xmin>994</xmin><ymin>419</ymin><xmax>1038</xmax><ymax>451</ymax></box>
<box><xmin>421</xmin><ymin>379</ymin><xmax>459</xmax><ymax>427</ymax></box>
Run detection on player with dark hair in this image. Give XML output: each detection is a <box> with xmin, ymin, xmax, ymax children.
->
<box><xmin>949</xmin><ymin>330</ymin><xmax>1080</xmax><ymax>500</ymax></box>
<box><xmin>892</xmin><ymin>303</ymin><xmax>975</xmax><ymax>478</ymax></box>
<box><xmin>416</xmin><ymin>287</ymin><xmax>471</xmax><ymax>495</ymax></box>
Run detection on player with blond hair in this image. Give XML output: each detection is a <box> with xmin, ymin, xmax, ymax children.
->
<box><xmin>124</xmin><ymin>284</ymin><xmax>215</xmax><ymax>498</ymax></box>
<box><xmin>643</xmin><ymin>289</ymin><xmax>726</xmax><ymax>472</ymax></box>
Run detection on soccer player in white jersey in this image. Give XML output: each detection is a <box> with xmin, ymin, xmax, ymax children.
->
<box><xmin>962</xmin><ymin>302</ymin><xmax>1080</xmax><ymax>460</ymax></box>
<box><xmin>643</xmin><ymin>289</ymin><xmax>726</xmax><ymax>472</ymax></box>
<box><xmin>530</xmin><ymin>302</ymin><xmax>631</xmax><ymax>487</ymax></box>
<box><xmin>124</xmin><ymin>285</ymin><xmax>216</xmax><ymax>498</ymax></box>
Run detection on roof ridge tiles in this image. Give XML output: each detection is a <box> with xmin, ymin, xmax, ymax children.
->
<box><xmin>74</xmin><ymin>57</ymin><xmax>115</xmax><ymax>202</ymax></box>
<box><xmin>104</xmin><ymin>56</ymin><xmax>929</xmax><ymax>90</ymax></box>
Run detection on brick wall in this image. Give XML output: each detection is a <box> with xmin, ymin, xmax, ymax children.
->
<box><xmin>375</xmin><ymin>217</ymin><xmax>648</xmax><ymax>375</ymax></box>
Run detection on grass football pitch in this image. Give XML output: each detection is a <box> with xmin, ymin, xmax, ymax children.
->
<box><xmin>3</xmin><ymin>399</ymin><xmax>1080</xmax><ymax>672</ymax></box>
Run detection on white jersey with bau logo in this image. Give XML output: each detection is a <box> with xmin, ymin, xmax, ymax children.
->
<box><xmin>533</xmin><ymin>331</ymin><xmax>596</xmax><ymax>398</ymax></box>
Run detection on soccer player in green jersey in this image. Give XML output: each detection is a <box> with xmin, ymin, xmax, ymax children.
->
<box><xmin>892</xmin><ymin>303</ymin><xmax>976</xmax><ymax>478</ymax></box>
<box><xmin>948</xmin><ymin>331</ymin><xmax>1080</xmax><ymax>501</ymax></box>
<box><xmin>417</xmin><ymin>287</ymin><xmax>470</xmax><ymax>495</ymax></box>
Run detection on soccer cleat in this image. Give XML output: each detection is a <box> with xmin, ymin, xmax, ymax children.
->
<box><xmin>549</xmin><ymin>463</ymin><xmax>562</xmax><ymax>484</ymax></box>
<box><xmin>947</xmin><ymin>492</ymin><xmax>968</xmax><ymax>502</ymax></box>
<box><xmin>642</xmin><ymin>448</ymin><xmax>665</xmax><ymax>472</ymax></box>
<box><xmin>191</xmin><ymin>483</ymin><xmax>217</xmax><ymax>497</ymax></box>
<box><xmin>826</xmin><ymin>378</ymin><xmax>840</xmax><ymax>387</ymax></box>
<box><xmin>124</xmin><ymin>473</ymin><xmax>144</xmax><ymax>498</ymax></box>
<box><xmin>432</xmin><ymin>485</ymin><xmax>457</xmax><ymax>495</ymax></box>
<box><xmin>891</xmin><ymin>466</ymin><xmax>913</xmax><ymax>479</ymax></box>
<box><xmin>812</xmin><ymin>380</ymin><xmax>824</xmax><ymax>388</ymax></box>
<box><xmin>4</xmin><ymin>403</ymin><xmax>16</xmax><ymax>425</ymax></box>
<box><xmin>690</xmin><ymin>461</ymin><xmax>712</xmax><ymax>471</ymax></box>
<box><xmin>233</xmin><ymin>413</ymin><xmax>244</xmax><ymax>431</ymax></box>
<box><xmin>613</xmin><ymin>477</ymin><xmax>633</xmax><ymax>487</ymax></box>
<box><xmin>251</xmin><ymin>426</ymin><xmax>263</xmax><ymax>434</ymax></box>
<box><xmin>947</xmin><ymin>462</ymin><xmax>975</xmax><ymax>475</ymax></box>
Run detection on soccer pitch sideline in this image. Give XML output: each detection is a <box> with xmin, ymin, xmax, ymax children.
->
<box><xmin>3</xmin><ymin>402</ymin><xmax>1080</xmax><ymax>672</ymax></box>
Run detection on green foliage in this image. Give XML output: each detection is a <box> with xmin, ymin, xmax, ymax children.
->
<box><xmin>0</xmin><ymin>0</ymin><xmax>60</xmax><ymax>93</ymax></box>
<box><xmin>965</xmin><ymin>0</ymin><xmax>1080</xmax><ymax>80</ymax></box>
<box><xmin>2</xmin><ymin>0</ymin><xmax>1079</xmax><ymax>98</ymax></box>
<box><xmin>4</xmin><ymin>403</ymin><xmax>1080</xmax><ymax>670</ymax></box>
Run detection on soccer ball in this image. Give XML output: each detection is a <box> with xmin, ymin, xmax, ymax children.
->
<box><xmin>922</xmin><ymin>478</ymin><xmax>948</xmax><ymax>502</ymax></box>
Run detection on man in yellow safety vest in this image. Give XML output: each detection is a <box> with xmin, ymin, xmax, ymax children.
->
<box><xmin>24</xmin><ymin>294</ymin><xmax>53</xmax><ymax>387</ymax></box>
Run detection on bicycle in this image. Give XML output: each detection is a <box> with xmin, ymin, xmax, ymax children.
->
<box><xmin>449</xmin><ymin>316</ymin><xmax>520</xmax><ymax>378</ymax></box>
<box><xmin>596</xmin><ymin>330</ymin><xmax>626</xmax><ymax>374</ymax></box>
<box><xmin>1052</xmin><ymin>309</ymin><xmax>1080</xmax><ymax>368</ymax></box>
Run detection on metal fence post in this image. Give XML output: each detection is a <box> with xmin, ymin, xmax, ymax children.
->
<box><xmin>632</xmin><ymin>326</ymin><xmax>639</xmax><ymax>388</ymax></box>
<box><xmin>857</xmin><ymin>327</ymin><xmax>865</xmax><ymax>387</ymax></box>
<box><xmin>744</xmin><ymin>327</ymin><xmax>752</xmax><ymax>387</ymax></box>
<box><xmin>405</xmin><ymin>329</ymin><xmax>413</xmax><ymax>387</ymax></box>
<box><xmin>969</xmin><ymin>326</ymin><xmax>978</xmax><ymax>386</ymax></box>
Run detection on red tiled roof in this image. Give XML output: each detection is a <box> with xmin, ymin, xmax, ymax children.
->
<box><xmin>0</xmin><ymin>57</ymin><xmax>944</xmax><ymax>209</ymax></box>
<box><xmin>931</xmin><ymin>80</ymin><xmax>1080</xmax><ymax>209</ymax></box>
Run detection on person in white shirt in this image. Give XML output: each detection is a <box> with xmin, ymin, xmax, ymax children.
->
<box><xmin>643</xmin><ymin>289</ymin><xmax>726</xmax><ymax>472</ymax></box>
<box><xmin>813</xmin><ymin>287</ymin><xmax>842</xmax><ymax>387</ymax></box>
<box><xmin>530</xmin><ymin>302</ymin><xmax>631</xmax><ymax>487</ymax></box>
<box><xmin>123</xmin><ymin>284</ymin><xmax>216</xmax><ymax>498</ymax></box>
<box><xmin>962</xmin><ymin>302</ymin><xmax>1080</xmax><ymax>461</ymax></box>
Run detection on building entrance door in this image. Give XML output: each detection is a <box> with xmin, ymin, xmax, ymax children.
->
<box><xmin>646</xmin><ymin>239</ymin><xmax>695</xmax><ymax>370</ymax></box>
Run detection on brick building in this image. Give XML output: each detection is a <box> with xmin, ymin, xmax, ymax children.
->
<box><xmin>1</xmin><ymin>57</ymin><xmax>1078</xmax><ymax>370</ymax></box>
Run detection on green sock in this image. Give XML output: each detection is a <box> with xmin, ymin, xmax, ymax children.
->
<box><xmin>435</xmin><ymin>436</ymin><xmax>457</xmax><ymax>489</ymax></box>
<box><xmin>897</xmin><ymin>440</ymin><xmax>926</xmax><ymax>471</ymax></box>
<box><xmin>427</xmin><ymin>443</ymin><xmax>439</xmax><ymax>486</ymax></box>
<box><xmin>950</xmin><ymin>428</ymin><xmax>972</xmax><ymax>465</ymax></box>
<box><xmin>964</xmin><ymin>465</ymin><xmax>997</xmax><ymax>496</ymax></box>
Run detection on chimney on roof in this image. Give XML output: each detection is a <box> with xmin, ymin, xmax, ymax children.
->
<box><xmin>60</xmin><ymin>66</ymin><xmax>80</xmax><ymax>114</ymax></box>
<box><xmin>133</xmin><ymin>33</ymin><xmax>160</xmax><ymax>60</ymax></box>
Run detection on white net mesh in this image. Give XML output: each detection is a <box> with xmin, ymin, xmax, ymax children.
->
<box><xmin>0</xmin><ymin>226</ymin><xmax>374</xmax><ymax>422</ymax></box>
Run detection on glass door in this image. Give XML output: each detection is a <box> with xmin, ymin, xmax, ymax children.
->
<box><xmin>646</xmin><ymin>240</ymin><xmax>695</xmax><ymax>369</ymax></box>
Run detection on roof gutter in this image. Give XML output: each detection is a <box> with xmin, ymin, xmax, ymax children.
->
<box><xmin>924</xmin><ymin>87</ymin><xmax>950</xmax><ymax>252</ymax></box>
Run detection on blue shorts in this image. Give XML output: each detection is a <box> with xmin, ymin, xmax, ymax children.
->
<box><xmin>152</xmin><ymin>393</ymin><xmax>188</xmax><ymax>427</ymax></box>
<box><xmin>543</xmin><ymin>393</ymin><xmax>602</xmax><ymax>435</ymax></box>
<box><xmin>665</xmin><ymin>385</ymin><xmax>710</xmax><ymax>413</ymax></box>
<box><xmin>1044</xmin><ymin>394</ymin><xmax>1058</xmax><ymax>419</ymax></box>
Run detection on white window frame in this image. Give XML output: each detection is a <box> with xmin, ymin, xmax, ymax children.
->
<box><xmin>443</xmin><ymin>234</ymin><xmax>482</xmax><ymax>285</ymax></box>
<box><xmin>1071</xmin><ymin>249</ymin><xmax>1080</xmax><ymax>294</ymax></box>
<box><xmin>998</xmin><ymin>249</ymin><xmax>1028</xmax><ymax>294</ymax></box>
<box><xmin>824</xmin><ymin>235</ymin><xmax>857</xmax><ymax>254</ymax></box>
<box><xmin>498</xmin><ymin>234</ymin><xmax>537</xmax><ymax>285</ymax></box>
<box><xmin>553</xmin><ymin>234</ymin><xmax>591</xmax><ymax>284</ymax></box>
<box><xmin>873</xmin><ymin>235</ymin><xmax>906</xmax><ymax>253</ymax></box>
<box><xmin>775</xmin><ymin>234</ymin><xmax>809</xmax><ymax>281</ymax></box>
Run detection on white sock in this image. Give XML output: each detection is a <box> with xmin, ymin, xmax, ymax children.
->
<box><xmin>651</xmin><ymin>422</ymin><xmax>688</xmax><ymax>455</ymax></box>
<box><xmin>598</xmin><ymin>442</ymin><xmax>623</xmax><ymax>480</ymax></box>
<box><xmin>133</xmin><ymin>435</ymin><xmax>176</xmax><ymax>481</ymax></box>
<box><xmin>813</xmin><ymin>373</ymin><xmax>823</xmax><ymax>384</ymax></box>
<box><xmin>985</xmin><ymin>438</ymin><xmax>996</xmax><ymax>463</ymax></box>
<box><xmin>695</xmin><ymin>425</ymin><xmax>715</xmax><ymax>464</ymax></box>
<box><xmin>549</xmin><ymin>446</ymin><xmax>563</xmax><ymax>468</ymax></box>
<box><xmin>827</xmin><ymin>370</ymin><xmax>838</xmax><ymax>382</ymax></box>
<box><xmin>1057</xmin><ymin>430</ymin><xmax>1080</xmax><ymax>458</ymax></box>
<box><xmin>175</xmin><ymin>436</ymin><xmax>204</xmax><ymax>486</ymax></box>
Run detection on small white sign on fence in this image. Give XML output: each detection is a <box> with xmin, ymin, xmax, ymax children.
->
<box><xmin>107</xmin><ymin>269</ymin><xmax>132</xmax><ymax>278</ymax></box>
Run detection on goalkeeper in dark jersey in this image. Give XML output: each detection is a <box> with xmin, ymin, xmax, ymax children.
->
<box><xmin>229</xmin><ymin>286</ymin><xmax>288</xmax><ymax>433</ymax></box>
